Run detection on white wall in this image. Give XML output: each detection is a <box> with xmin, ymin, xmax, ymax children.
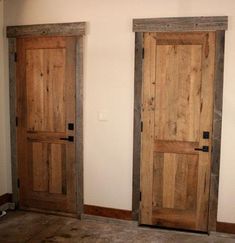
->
<box><xmin>3</xmin><ymin>0</ymin><xmax>235</xmax><ymax>223</ymax></box>
<box><xmin>0</xmin><ymin>0</ymin><xmax>11</xmax><ymax>195</ymax></box>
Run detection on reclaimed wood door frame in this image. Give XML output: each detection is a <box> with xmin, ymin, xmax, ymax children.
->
<box><xmin>7</xmin><ymin>22</ymin><xmax>85</xmax><ymax>217</ymax></box>
<box><xmin>132</xmin><ymin>16</ymin><xmax>228</xmax><ymax>232</ymax></box>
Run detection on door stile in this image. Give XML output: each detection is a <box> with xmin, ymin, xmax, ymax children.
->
<box><xmin>196</xmin><ymin>32</ymin><xmax>215</xmax><ymax>230</ymax></box>
<box><xmin>140</xmin><ymin>33</ymin><xmax>156</xmax><ymax>225</ymax></box>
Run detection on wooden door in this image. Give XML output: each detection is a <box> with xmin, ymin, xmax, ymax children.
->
<box><xmin>16</xmin><ymin>36</ymin><xmax>77</xmax><ymax>214</ymax></box>
<box><xmin>140</xmin><ymin>32</ymin><xmax>215</xmax><ymax>231</ymax></box>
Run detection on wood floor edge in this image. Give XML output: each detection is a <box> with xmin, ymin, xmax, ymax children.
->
<box><xmin>20</xmin><ymin>207</ymin><xmax>79</xmax><ymax>218</ymax></box>
<box><xmin>217</xmin><ymin>221</ymin><xmax>235</xmax><ymax>234</ymax></box>
<box><xmin>84</xmin><ymin>204</ymin><xmax>133</xmax><ymax>221</ymax></box>
<box><xmin>0</xmin><ymin>193</ymin><xmax>12</xmax><ymax>206</ymax></box>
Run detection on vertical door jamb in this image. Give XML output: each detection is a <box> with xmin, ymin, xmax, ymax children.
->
<box><xmin>75</xmin><ymin>35</ymin><xmax>84</xmax><ymax>217</ymax></box>
<box><xmin>208</xmin><ymin>30</ymin><xmax>226</xmax><ymax>231</ymax></box>
<box><xmin>8</xmin><ymin>38</ymin><xmax>18</xmax><ymax>206</ymax></box>
<box><xmin>132</xmin><ymin>32</ymin><xmax>144</xmax><ymax>221</ymax></box>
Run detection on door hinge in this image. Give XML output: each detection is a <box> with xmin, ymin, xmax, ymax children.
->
<box><xmin>141</xmin><ymin>121</ymin><xmax>143</xmax><ymax>132</ymax></box>
<box><xmin>17</xmin><ymin>178</ymin><xmax>20</xmax><ymax>188</ymax></box>
<box><xmin>142</xmin><ymin>48</ymin><xmax>145</xmax><ymax>59</ymax></box>
<box><xmin>16</xmin><ymin>117</ymin><xmax>18</xmax><ymax>127</ymax></box>
<box><xmin>139</xmin><ymin>191</ymin><xmax>142</xmax><ymax>201</ymax></box>
<box><xmin>14</xmin><ymin>52</ymin><xmax>18</xmax><ymax>62</ymax></box>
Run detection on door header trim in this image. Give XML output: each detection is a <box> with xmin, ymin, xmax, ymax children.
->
<box><xmin>133</xmin><ymin>16</ymin><xmax>228</xmax><ymax>32</ymax></box>
<box><xmin>7</xmin><ymin>22</ymin><xmax>86</xmax><ymax>38</ymax></box>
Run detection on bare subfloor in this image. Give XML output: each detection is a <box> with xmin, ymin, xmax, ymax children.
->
<box><xmin>0</xmin><ymin>211</ymin><xmax>235</xmax><ymax>243</ymax></box>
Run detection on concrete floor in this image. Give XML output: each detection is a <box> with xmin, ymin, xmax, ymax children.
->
<box><xmin>0</xmin><ymin>211</ymin><xmax>235</xmax><ymax>242</ymax></box>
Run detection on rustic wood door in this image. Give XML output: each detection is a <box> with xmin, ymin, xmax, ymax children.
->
<box><xmin>16</xmin><ymin>36</ymin><xmax>77</xmax><ymax>214</ymax></box>
<box><xmin>140</xmin><ymin>32</ymin><xmax>215</xmax><ymax>231</ymax></box>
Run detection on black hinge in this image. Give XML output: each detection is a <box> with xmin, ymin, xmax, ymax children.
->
<box><xmin>142</xmin><ymin>48</ymin><xmax>145</xmax><ymax>59</ymax></box>
<box><xmin>16</xmin><ymin>117</ymin><xmax>18</xmax><ymax>127</ymax></box>
<box><xmin>17</xmin><ymin>178</ymin><xmax>20</xmax><ymax>188</ymax></box>
<box><xmin>141</xmin><ymin>121</ymin><xmax>143</xmax><ymax>132</ymax></box>
<box><xmin>139</xmin><ymin>191</ymin><xmax>142</xmax><ymax>201</ymax></box>
<box><xmin>14</xmin><ymin>52</ymin><xmax>18</xmax><ymax>62</ymax></box>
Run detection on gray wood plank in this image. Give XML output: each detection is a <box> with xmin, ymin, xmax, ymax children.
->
<box><xmin>132</xmin><ymin>32</ymin><xmax>143</xmax><ymax>221</ymax></box>
<box><xmin>76</xmin><ymin>36</ymin><xmax>84</xmax><ymax>218</ymax></box>
<box><xmin>8</xmin><ymin>38</ymin><xmax>19</xmax><ymax>206</ymax></box>
<box><xmin>208</xmin><ymin>30</ymin><xmax>226</xmax><ymax>232</ymax></box>
<box><xmin>7</xmin><ymin>22</ymin><xmax>86</xmax><ymax>38</ymax></box>
<box><xmin>133</xmin><ymin>16</ymin><xmax>228</xmax><ymax>32</ymax></box>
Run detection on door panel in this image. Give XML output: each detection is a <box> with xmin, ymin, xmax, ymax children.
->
<box><xmin>17</xmin><ymin>36</ymin><xmax>77</xmax><ymax>213</ymax></box>
<box><xmin>31</xmin><ymin>142</ymin><xmax>48</xmax><ymax>192</ymax></box>
<box><xmin>26</xmin><ymin>48</ymin><xmax>66</xmax><ymax>132</ymax></box>
<box><xmin>152</xmin><ymin>153</ymin><xmax>198</xmax><ymax>210</ymax></box>
<box><xmin>29</xmin><ymin>142</ymin><xmax>66</xmax><ymax>194</ymax></box>
<box><xmin>140</xmin><ymin>32</ymin><xmax>215</xmax><ymax>231</ymax></box>
<box><xmin>155</xmin><ymin>44</ymin><xmax>202</xmax><ymax>142</ymax></box>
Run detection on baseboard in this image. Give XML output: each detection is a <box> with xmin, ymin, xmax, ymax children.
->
<box><xmin>84</xmin><ymin>205</ymin><xmax>133</xmax><ymax>221</ymax></box>
<box><xmin>0</xmin><ymin>193</ymin><xmax>12</xmax><ymax>206</ymax></box>
<box><xmin>217</xmin><ymin>222</ymin><xmax>235</xmax><ymax>234</ymax></box>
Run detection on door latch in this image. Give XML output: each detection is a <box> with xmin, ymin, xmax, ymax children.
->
<box><xmin>194</xmin><ymin>146</ymin><xmax>209</xmax><ymax>152</ymax></box>
<box><xmin>60</xmin><ymin>136</ymin><xmax>74</xmax><ymax>142</ymax></box>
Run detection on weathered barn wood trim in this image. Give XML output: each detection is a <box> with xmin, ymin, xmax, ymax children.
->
<box><xmin>133</xmin><ymin>16</ymin><xmax>228</xmax><ymax>32</ymax></box>
<box><xmin>7</xmin><ymin>22</ymin><xmax>86</xmax><ymax>38</ymax></box>
<box><xmin>8</xmin><ymin>38</ymin><xmax>18</xmax><ymax>207</ymax></box>
<box><xmin>76</xmin><ymin>36</ymin><xmax>84</xmax><ymax>218</ymax></box>
<box><xmin>132</xmin><ymin>32</ymin><xmax>143</xmax><ymax>221</ymax></box>
<box><xmin>208</xmin><ymin>30</ymin><xmax>226</xmax><ymax>231</ymax></box>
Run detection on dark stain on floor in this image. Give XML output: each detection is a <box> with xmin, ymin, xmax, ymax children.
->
<box><xmin>0</xmin><ymin>211</ymin><xmax>235</xmax><ymax>242</ymax></box>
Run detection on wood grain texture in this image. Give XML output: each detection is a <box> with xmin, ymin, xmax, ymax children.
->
<box><xmin>140</xmin><ymin>32</ymin><xmax>215</xmax><ymax>231</ymax></box>
<box><xmin>152</xmin><ymin>153</ymin><xmax>198</xmax><ymax>212</ymax></box>
<box><xmin>26</xmin><ymin>48</ymin><xmax>66</xmax><ymax>132</ymax></box>
<box><xmin>7</xmin><ymin>22</ymin><xmax>86</xmax><ymax>38</ymax></box>
<box><xmin>75</xmin><ymin>36</ymin><xmax>84</xmax><ymax>217</ymax></box>
<box><xmin>8</xmin><ymin>38</ymin><xmax>19</xmax><ymax>206</ymax></box>
<box><xmin>152</xmin><ymin>153</ymin><xmax>164</xmax><ymax>209</ymax></box>
<box><xmin>196</xmin><ymin>32</ymin><xmax>215</xmax><ymax>231</ymax></box>
<box><xmin>154</xmin><ymin>36</ymin><xmax>202</xmax><ymax>142</ymax></box>
<box><xmin>152</xmin><ymin>208</ymin><xmax>196</xmax><ymax>230</ymax></box>
<box><xmin>133</xmin><ymin>16</ymin><xmax>228</xmax><ymax>32</ymax></box>
<box><xmin>162</xmin><ymin>154</ymin><xmax>177</xmax><ymax>209</ymax></box>
<box><xmin>8</xmin><ymin>23</ymin><xmax>85</xmax><ymax>217</ymax></box>
<box><xmin>208</xmin><ymin>31</ymin><xmax>226</xmax><ymax>231</ymax></box>
<box><xmin>132</xmin><ymin>19</ymin><xmax>227</xmax><ymax>233</ymax></box>
<box><xmin>84</xmin><ymin>205</ymin><xmax>132</xmax><ymax>221</ymax></box>
<box><xmin>16</xmin><ymin>37</ymin><xmax>77</xmax><ymax>214</ymax></box>
<box><xmin>155</xmin><ymin>140</ymin><xmax>199</xmax><ymax>154</ymax></box>
<box><xmin>132</xmin><ymin>32</ymin><xmax>143</xmax><ymax>220</ymax></box>
<box><xmin>49</xmin><ymin>144</ymin><xmax>63</xmax><ymax>194</ymax></box>
<box><xmin>140</xmin><ymin>33</ymin><xmax>156</xmax><ymax>225</ymax></box>
<box><xmin>32</xmin><ymin>142</ymin><xmax>48</xmax><ymax>192</ymax></box>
